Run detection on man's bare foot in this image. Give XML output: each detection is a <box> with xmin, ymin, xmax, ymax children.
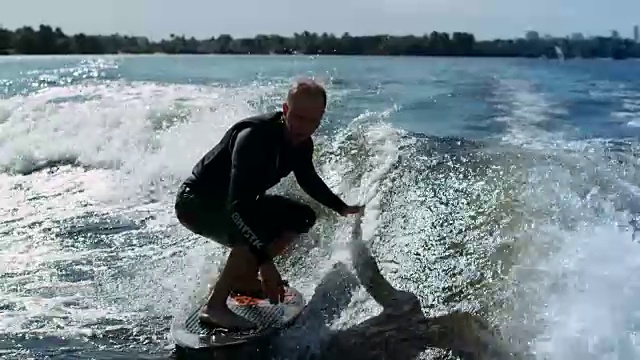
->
<box><xmin>199</xmin><ymin>304</ymin><xmax>256</xmax><ymax>330</ymax></box>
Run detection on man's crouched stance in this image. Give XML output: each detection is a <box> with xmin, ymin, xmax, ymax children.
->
<box><xmin>175</xmin><ymin>186</ymin><xmax>316</xmax><ymax>330</ymax></box>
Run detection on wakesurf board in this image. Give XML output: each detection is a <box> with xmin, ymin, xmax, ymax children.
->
<box><xmin>171</xmin><ymin>285</ymin><xmax>306</xmax><ymax>350</ymax></box>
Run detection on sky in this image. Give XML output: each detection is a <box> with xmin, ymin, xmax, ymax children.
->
<box><xmin>1</xmin><ymin>0</ymin><xmax>640</xmax><ymax>41</ymax></box>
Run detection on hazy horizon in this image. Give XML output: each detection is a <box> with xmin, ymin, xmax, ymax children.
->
<box><xmin>2</xmin><ymin>0</ymin><xmax>640</xmax><ymax>41</ymax></box>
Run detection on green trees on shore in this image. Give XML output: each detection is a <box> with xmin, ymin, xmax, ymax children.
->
<box><xmin>1</xmin><ymin>25</ymin><xmax>639</xmax><ymax>59</ymax></box>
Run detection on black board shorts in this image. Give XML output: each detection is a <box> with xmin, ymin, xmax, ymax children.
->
<box><xmin>174</xmin><ymin>183</ymin><xmax>316</xmax><ymax>248</ymax></box>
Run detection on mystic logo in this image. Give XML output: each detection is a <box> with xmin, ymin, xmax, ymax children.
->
<box><xmin>231</xmin><ymin>212</ymin><xmax>263</xmax><ymax>249</ymax></box>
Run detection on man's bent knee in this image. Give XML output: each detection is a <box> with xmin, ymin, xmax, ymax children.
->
<box><xmin>257</xmin><ymin>194</ymin><xmax>317</xmax><ymax>235</ymax></box>
<box><xmin>279</xmin><ymin>198</ymin><xmax>316</xmax><ymax>234</ymax></box>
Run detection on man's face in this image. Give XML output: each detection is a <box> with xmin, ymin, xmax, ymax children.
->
<box><xmin>282</xmin><ymin>94</ymin><xmax>325</xmax><ymax>145</ymax></box>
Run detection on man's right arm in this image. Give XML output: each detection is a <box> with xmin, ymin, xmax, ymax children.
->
<box><xmin>227</xmin><ymin>126</ymin><xmax>273</xmax><ymax>264</ymax></box>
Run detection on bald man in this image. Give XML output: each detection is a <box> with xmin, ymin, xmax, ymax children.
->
<box><xmin>174</xmin><ymin>79</ymin><xmax>363</xmax><ymax>330</ymax></box>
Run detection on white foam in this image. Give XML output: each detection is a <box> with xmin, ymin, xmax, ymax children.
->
<box><xmin>322</xmin><ymin>108</ymin><xmax>404</xmax><ymax>254</ymax></box>
<box><xmin>489</xmin><ymin>77</ymin><xmax>640</xmax><ymax>358</ymax></box>
<box><xmin>612</xmin><ymin>92</ymin><xmax>640</xmax><ymax>128</ymax></box>
<box><xmin>524</xmin><ymin>225</ymin><xmax>640</xmax><ymax>360</ymax></box>
<box><xmin>0</xmin><ymin>81</ymin><xmax>275</xmax><ymax>186</ymax></box>
<box><xmin>493</xmin><ymin>78</ymin><xmax>567</xmax><ymax>150</ymax></box>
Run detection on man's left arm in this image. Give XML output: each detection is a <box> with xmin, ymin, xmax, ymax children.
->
<box><xmin>293</xmin><ymin>140</ymin><xmax>348</xmax><ymax>215</ymax></box>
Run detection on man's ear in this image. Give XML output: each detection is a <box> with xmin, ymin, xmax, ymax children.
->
<box><xmin>282</xmin><ymin>102</ymin><xmax>289</xmax><ymax>115</ymax></box>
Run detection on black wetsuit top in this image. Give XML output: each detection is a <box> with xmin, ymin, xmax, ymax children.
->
<box><xmin>183</xmin><ymin>111</ymin><xmax>347</xmax><ymax>261</ymax></box>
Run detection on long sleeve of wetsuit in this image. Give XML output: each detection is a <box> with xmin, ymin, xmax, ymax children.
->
<box><xmin>294</xmin><ymin>141</ymin><xmax>348</xmax><ymax>214</ymax></box>
<box><xmin>227</xmin><ymin>126</ymin><xmax>274</xmax><ymax>264</ymax></box>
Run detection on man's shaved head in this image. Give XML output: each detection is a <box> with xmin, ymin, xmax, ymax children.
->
<box><xmin>286</xmin><ymin>78</ymin><xmax>327</xmax><ymax>108</ymax></box>
<box><xmin>282</xmin><ymin>78</ymin><xmax>327</xmax><ymax>145</ymax></box>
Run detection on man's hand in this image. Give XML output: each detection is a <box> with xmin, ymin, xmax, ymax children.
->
<box><xmin>341</xmin><ymin>205</ymin><xmax>364</xmax><ymax>216</ymax></box>
<box><xmin>259</xmin><ymin>260</ymin><xmax>285</xmax><ymax>304</ymax></box>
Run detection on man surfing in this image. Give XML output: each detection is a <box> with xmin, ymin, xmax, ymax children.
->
<box><xmin>174</xmin><ymin>78</ymin><xmax>362</xmax><ymax>331</ymax></box>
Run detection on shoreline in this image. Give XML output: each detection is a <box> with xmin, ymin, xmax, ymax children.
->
<box><xmin>0</xmin><ymin>52</ymin><xmax>635</xmax><ymax>60</ymax></box>
<box><xmin>2</xmin><ymin>25</ymin><xmax>639</xmax><ymax>60</ymax></box>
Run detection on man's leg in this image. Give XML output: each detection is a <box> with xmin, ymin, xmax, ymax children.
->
<box><xmin>174</xmin><ymin>185</ymin><xmax>259</xmax><ymax>329</ymax></box>
<box><xmin>200</xmin><ymin>233</ymin><xmax>302</xmax><ymax>329</ymax></box>
<box><xmin>199</xmin><ymin>246</ymin><xmax>260</xmax><ymax>330</ymax></box>
<box><xmin>175</xmin><ymin>188</ymin><xmax>316</xmax><ymax>329</ymax></box>
<box><xmin>216</xmin><ymin>195</ymin><xmax>317</xmax><ymax>304</ymax></box>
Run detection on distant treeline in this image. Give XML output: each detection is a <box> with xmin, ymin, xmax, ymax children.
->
<box><xmin>1</xmin><ymin>24</ymin><xmax>640</xmax><ymax>59</ymax></box>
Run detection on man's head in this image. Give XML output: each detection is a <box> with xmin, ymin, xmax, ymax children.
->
<box><xmin>282</xmin><ymin>78</ymin><xmax>327</xmax><ymax>145</ymax></box>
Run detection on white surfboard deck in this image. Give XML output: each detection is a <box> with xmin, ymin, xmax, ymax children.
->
<box><xmin>171</xmin><ymin>286</ymin><xmax>306</xmax><ymax>349</ymax></box>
